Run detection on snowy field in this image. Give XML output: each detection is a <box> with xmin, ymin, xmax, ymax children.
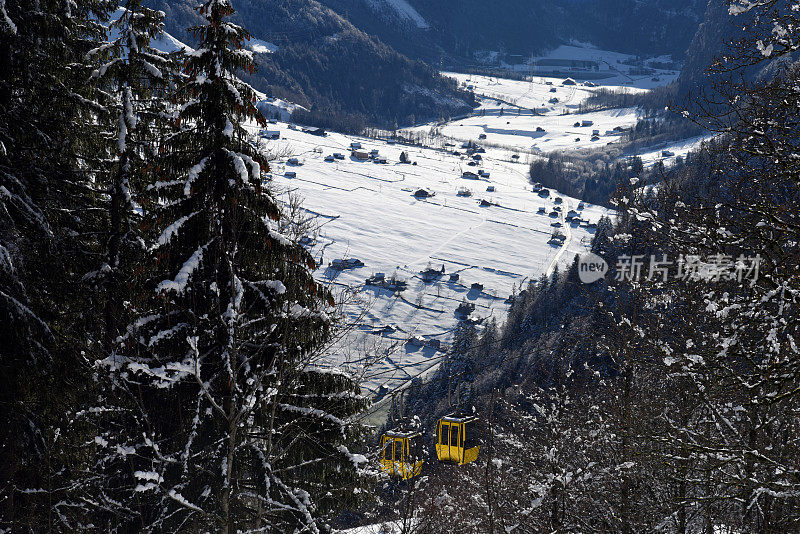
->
<box><xmin>243</xmin><ymin>122</ymin><xmax>608</xmax><ymax>397</ymax></box>
<box><xmin>404</xmin><ymin>70</ymin><xmax>711</xmax><ymax>166</ymax></box>
<box><xmin>489</xmin><ymin>44</ymin><xmax>681</xmax><ymax>90</ymax></box>
<box><xmin>419</xmin><ymin>72</ymin><xmax>642</xmax><ymax>155</ymax></box>
<box><xmin>637</xmin><ymin>135</ymin><xmax>714</xmax><ymax>166</ymax></box>
<box><xmin>243</xmin><ymin>57</ymin><xmax>714</xmax><ymax>399</ymax></box>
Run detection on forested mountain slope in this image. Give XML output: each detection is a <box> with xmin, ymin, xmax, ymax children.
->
<box><xmin>145</xmin><ymin>0</ymin><xmax>709</xmax><ymax>130</ymax></box>
<box><xmin>319</xmin><ymin>0</ymin><xmax>705</xmax><ymax>62</ymax></box>
<box><xmin>146</xmin><ymin>0</ymin><xmax>474</xmax><ymax>129</ymax></box>
<box><xmin>677</xmin><ymin>0</ymin><xmax>800</xmax><ymax>95</ymax></box>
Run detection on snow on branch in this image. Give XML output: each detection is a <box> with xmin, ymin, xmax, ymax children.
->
<box><xmin>152</xmin><ymin>211</ymin><xmax>198</xmax><ymax>250</ymax></box>
<box><xmin>184</xmin><ymin>157</ymin><xmax>209</xmax><ymax>196</ymax></box>
<box><xmin>156</xmin><ymin>241</ymin><xmax>211</xmax><ymax>294</ymax></box>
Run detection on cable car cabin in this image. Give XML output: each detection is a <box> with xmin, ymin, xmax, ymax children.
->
<box><xmin>379</xmin><ymin>430</ymin><xmax>423</xmax><ymax>480</ymax></box>
<box><xmin>436</xmin><ymin>415</ymin><xmax>480</xmax><ymax>465</ymax></box>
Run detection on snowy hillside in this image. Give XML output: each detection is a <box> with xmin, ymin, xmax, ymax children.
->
<box><xmin>247</xmin><ymin>67</ymin><xmax>714</xmax><ymax>399</ymax></box>
<box><xmin>242</xmin><ymin>122</ymin><xmax>608</xmax><ymax>397</ymax></box>
<box><xmin>434</xmin><ymin>72</ymin><xmax>642</xmax><ymax>154</ymax></box>
<box><xmin>365</xmin><ymin>0</ymin><xmax>430</xmax><ymax>29</ymax></box>
<box><xmin>408</xmin><ymin>71</ymin><xmax>712</xmax><ymax>166</ymax></box>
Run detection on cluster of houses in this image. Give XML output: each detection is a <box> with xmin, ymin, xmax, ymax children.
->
<box><xmin>365</xmin><ymin>272</ymin><xmax>408</xmax><ymax>292</ymax></box>
<box><xmin>536</xmin><ymin>196</ymin><xmax>597</xmax><ymax>232</ymax></box>
<box><xmin>258</xmin><ymin>125</ymin><xmax>326</xmax><ymax>140</ymax></box>
<box><xmin>461</xmin><ymin>169</ymin><xmax>490</xmax><ymax>180</ymax></box>
<box><xmin>324</xmin><ymin>153</ymin><xmax>346</xmax><ymax>162</ymax></box>
<box><xmin>349</xmin><ymin>142</ymin><xmax>388</xmax><ymax>164</ymax></box>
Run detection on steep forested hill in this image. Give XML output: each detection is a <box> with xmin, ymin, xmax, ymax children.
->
<box><xmin>146</xmin><ymin>0</ymin><xmax>709</xmax><ymax>130</ymax></box>
<box><xmin>146</xmin><ymin>0</ymin><xmax>474</xmax><ymax>129</ymax></box>
<box><xmin>319</xmin><ymin>0</ymin><xmax>706</xmax><ymax>61</ymax></box>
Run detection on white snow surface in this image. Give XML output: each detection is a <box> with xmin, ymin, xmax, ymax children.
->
<box><xmin>637</xmin><ymin>135</ymin><xmax>715</xmax><ymax>167</ymax></box>
<box><xmin>416</xmin><ymin>72</ymin><xmax>645</xmax><ymax>154</ymax></box>
<box><xmin>244</xmin><ymin>120</ymin><xmax>608</xmax><ymax>397</ymax></box>
<box><xmin>238</xmin><ymin>49</ymin><xmax>707</xmax><ymax>400</ymax></box>
<box><xmin>247</xmin><ymin>37</ymin><xmax>278</xmax><ymax>54</ymax></box>
<box><xmin>490</xmin><ymin>44</ymin><xmax>681</xmax><ymax>90</ymax></box>
<box><xmin>365</xmin><ymin>0</ymin><xmax>430</xmax><ymax>29</ymax></box>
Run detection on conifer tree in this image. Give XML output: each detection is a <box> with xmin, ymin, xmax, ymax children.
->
<box><xmin>96</xmin><ymin>1</ymin><xmax>368</xmax><ymax>530</ymax></box>
<box><xmin>0</xmin><ymin>0</ymin><xmax>116</xmax><ymax>527</ymax></box>
<box><xmin>86</xmin><ymin>0</ymin><xmax>176</xmax><ymax>351</ymax></box>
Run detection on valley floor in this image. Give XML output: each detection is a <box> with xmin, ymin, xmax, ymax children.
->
<box><xmin>248</xmin><ymin>58</ymin><xmax>710</xmax><ymax>399</ymax></box>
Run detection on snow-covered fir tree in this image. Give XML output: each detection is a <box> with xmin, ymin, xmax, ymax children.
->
<box><xmin>94</xmin><ymin>0</ymin><xmax>368</xmax><ymax>531</ymax></box>
<box><xmin>85</xmin><ymin>0</ymin><xmax>176</xmax><ymax>351</ymax></box>
<box><xmin>0</xmin><ymin>0</ymin><xmax>118</xmax><ymax>527</ymax></box>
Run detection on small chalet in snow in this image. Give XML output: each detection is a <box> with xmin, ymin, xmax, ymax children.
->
<box><xmin>414</xmin><ymin>188</ymin><xmax>435</xmax><ymax>198</ymax></box>
<box><xmin>352</xmin><ymin>150</ymin><xmax>370</xmax><ymax>160</ymax></box>
<box><xmin>562</xmin><ymin>77</ymin><xmax>577</xmax><ymax>85</ymax></box>
<box><xmin>260</xmin><ymin>130</ymin><xmax>280</xmax><ymax>140</ymax></box>
<box><xmin>420</xmin><ymin>264</ymin><xmax>445</xmax><ymax>282</ymax></box>
<box><xmin>366</xmin><ymin>273</ymin><xmax>408</xmax><ymax>292</ymax></box>
<box><xmin>330</xmin><ymin>258</ymin><xmax>364</xmax><ymax>270</ymax></box>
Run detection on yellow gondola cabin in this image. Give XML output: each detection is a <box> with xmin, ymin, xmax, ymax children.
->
<box><xmin>379</xmin><ymin>430</ymin><xmax>423</xmax><ymax>479</ymax></box>
<box><xmin>436</xmin><ymin>415</ymin><xmax>480</xmax><ymax>465</ymax></box>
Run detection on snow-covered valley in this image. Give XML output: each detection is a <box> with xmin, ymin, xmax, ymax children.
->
<box><xmin>245</xmin><ymin>59</ymin><xmax>707</xmax><ymax>399</ymax></box>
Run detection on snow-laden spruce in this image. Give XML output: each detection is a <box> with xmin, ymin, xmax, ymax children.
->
<box><xmin>93</xmin><ymin>0</ymin><xmax>370</xmax><ymax>531</ymax></box>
